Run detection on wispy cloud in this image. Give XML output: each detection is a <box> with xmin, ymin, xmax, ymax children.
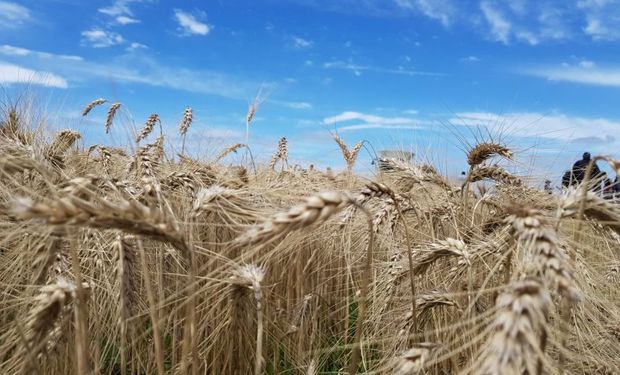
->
<box><xmin>461</xmin><ymin>55</ymin><xmax>480</xmax><ymax>62</ymax></box>
<box><xmin>1</xmin><ymin>44</ymin><xmax>259</xmax><ymax>99</ymax></box>
<box><xmin>324</xmin><ymin>111</ymin><xmax>414</xmax><ymax>125</ymax></box>
<box><xmin>270</xmin><ymin>100</ymin><xmax>312</xmax><ymax>110</ymax></box>
<box><xmin>480</xmin><ymin>1</ymin><xmax>511</xmax><ymax>44</ymax></box>
<box><xmin>451</xmin><ymin>111</ymin><xmax>620</xmax><ymax>145</ymax></box>
<box><xmin>291</xmin><ymin>36</ymin><xmax>313</xmax><ymax>49</ymax></box>
<box><xmin>81</xmin><ymin>28</ymin><xmax>125</xmax><ymax>48</ymax></box>
<box><xmin>322</xmin><ymin>111</ymin><xmax>425</xmax><ymax>132</ymax></box>
<box><xmin>174</xmin><ymin>9</ymin><xmax>211</xmax><ymax>36</ymax></box>
<box><xmin>0</xmin><ymin>1</ymin><xmax>31</xmax><ymax>29</ymax></box>
<box><xmin>126</xmin><ymin>42</ymin><xmax>147</xmax><ymax>52</ymax></box>
<box><xmin>323</xmin><ymin>60</ymin><xmax>442</xmax><ymax>77</ymax></box>
<box><xmin>523</xmin><ymin>61</ymin><xmax>620</xmax><ymax>88</ymax></box>
<box><xmin>0</xmin><ymin>61</ymin><xmax>68</xmax><ymax>88</ymax></box>
<box><xmin>98</xmin><ymin>0</ymin><xmax>143</xmax><ymax>25</ymax></box>
<box><xmin>116</xmin><ymin>15</ymin><xmax>140</xmax><ymax>25</ymax></box>
<box><xmin>395</xmin><ymin>0</ymin><xmax>455</xmax><ymax>26</ymax></box>
<box><xmin>579</xmin><ymin>0</ymin><xmax>620</xmax><ymax>41</ymax></box>
<box><xmin>0</xmin><ymin>45</ymin><xmax>82</xmax><ymax>61</ymax></box>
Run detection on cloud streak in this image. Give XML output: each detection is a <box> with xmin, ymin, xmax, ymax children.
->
<box><xmin>322</xmin><ymin>111</ymin><xmax>427</xmax><ymax>132</ymax></box>
<box><xmin>323</xmin><ymin>60</ymin><xmax>442</xmax><ymax>77</ymax></box>
<box><xmin>0</xmin><ymin>61</ymin><xmax>68</xmax><ymax>88</ymax></box>
<box><xmin>81</xmin><ymin>29</ymin><xmax>125</xmax><ymax>48</ymax></box>
<box><xmin>452</xmin><ymin>111</ymin><xmax>620</xmax><ymax>145</ymax></box>
<box><xmin>0</xmin><ymin>1</ymin><xmax>31</xmax><ymax>29</ymax></box>
<box><xmin>174</xmin><ymin>9</ymin><xmax>211</xmax><ymax>36</ymax></box>
<box><xmin>0</xmin><ymin>44</ymin><xmax>260</xmax><ymax>99</ymax></box>
<box><xmin>523</xmin><ymin>62</ymin><xmax>620</xmax><ymax>88</ymax></box>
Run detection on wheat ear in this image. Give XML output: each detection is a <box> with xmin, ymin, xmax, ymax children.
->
<box><xmin>468</xmin><ymin>142</ymin><xmax>512</xmax><ymax>167</ymax></box>
<box><xmin>105</xmin><ymin>103</ymin><xmax>121</xmax><ymax>134</ymax></box>
<box><xmin>136</xmin><ymin>113</ymin><xmax>160</xmax><ymax>143</ymax></box>
<box><xmin>475</xmin><ymin>278</ymin><xmax>550</xmax><ymax>375</ymax></box>
<box><xmin>82</xmin><ymin>98</ymin><xmax>106</xmax><ymax>117</ymax></box>
<box><xmin>180</xmin><ymin>106</ymin><xmax>193</xmax><ymax>155</ymax></box>
<box><xmin>234</xmin><ymin>191</ymin><xmax>355</xmax><ymax>246</ymax></box>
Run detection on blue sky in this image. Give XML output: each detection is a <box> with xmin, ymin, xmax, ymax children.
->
<box><xmin>1</xmin><ymin>0</ymin><xmax>620</xmax><ymax>183</ymax></box>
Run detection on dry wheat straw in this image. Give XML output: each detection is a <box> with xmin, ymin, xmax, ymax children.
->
<box><xmin>115</xmin><ymin>234</ymin><xmax>138</xmax><ymax>375</ymax></box>
<box><xmin>231</xmin><ymin>265</ymin><xmax>265</xmax><ymax>375</ymax></box>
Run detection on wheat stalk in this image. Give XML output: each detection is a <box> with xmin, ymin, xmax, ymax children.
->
<box><xmin>115</xmin><ymin>234</ymin><xmax>138</xmax><ymax>375</ymax></box>
<box><xmin>231</xmin><ymin>265</ymin><xmax>266</xmax><ymax>375</ymax></box>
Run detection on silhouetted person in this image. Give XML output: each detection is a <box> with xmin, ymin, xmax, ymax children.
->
<box><xmin>561</xmin><ymin>170</ymin><xmax>573</xmax><ymax>188</ymax></box>
<box><xmin>544</xmin><ymin>179</ymin><xmax>552</xmax><ymax>193</ymax></box>
<box><xmin>571</xmin><ymin>152</ymin><xmax>602</xmax><ymax>186</ymax></box>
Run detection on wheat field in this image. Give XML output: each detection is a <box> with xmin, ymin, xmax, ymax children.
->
<box><xmin>0</xmin><ymin>101</ymin><xmax>619</xmax><ymax>375</ymax></box>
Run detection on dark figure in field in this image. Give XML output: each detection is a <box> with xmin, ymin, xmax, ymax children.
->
<box><xmin>561</xmin><ymin>170</ymin><xmax>573</xmax><ymax>188</ymax></box>
<box><xmin>571</xmin><ymin>152</ymin><xmax>603</xmax><ymax>188</ymax></box>
<box><xmin>544</xmin><ymin>179</ymin><xmax>552</xmax><ymax>194</ymax></box>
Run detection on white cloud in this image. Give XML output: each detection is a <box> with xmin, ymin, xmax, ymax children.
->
<box><xmin>1</xmin><ymin>44</ymin><xmax>258</xmax><ymax>99</ymax></box>
<box><xmin>116</xmin><ymin>16</ymin><xmax>140</xmax><ymax>25</ymax></box>
<box><xmin>524</xmin><ymin>62</ymin><xmax>620</xmax><ymax>87</ymax></box>
<box><xmin>99</xmin><ymin>1</ymin><xmax>144</xmax><ymax>25</ymax></box>
<box><xmin>452</xmin><ymin>111</ymin><xmax>620</xmax><ymax>145</ymax></box>
<box><xmin>578</xmin><ymin>60</ymin><xmax>596</xmax><ymax>68</ymax></box>
<box><xmin>584</xmin><ymin>15</ymin><xmax>620</xmax><ymax>40</ymax></box>
<box><xmin>269</xmin><ymin>99</ymin><xmax>312</xmax><ymax>109</ymax></box>
<box><xmin>516</xmin><ymin>30</ymin><xmax>539</xmax><ymax>45</ymax></box>
<box><xmin>480</xmin><ymin>1</ymin><xmax>511</xmax><ymax>44</ymax></box>
<box><xmin>578</xmin><ymin>0</ymin><xmax>620</xmax><ymax>40</ymax></box>
<box><xmin>322</xmin><ymin>110</ymin><xmax>426</xmax><ymax>132</ymax></box>
<box><xmin>394</xmin><ymin>0</ymin><xmax>454</xmax><ymax>26</ymax></box>
<box><xmin>174</xmin><ymin>9</ymin><xmax>211</xmax><ymax>36</ymax></box>
<box><xmin>284</xmin><ymin>101</ymin><xmax>312</xmax><ymax>109</ymax></box>
<box><xmin>292</xmin><ymin>36</ymin><xmax>313</xmax><ymax>49</ymax></box>
<box><xmin>0</xmin><ymin>61</ymin><xmax>68</xmax><ymax>88</ymax></box>
<box><xmin>0</xmin><ymin>44</ymin><xmax>83</xmax><ymax>61</ymax></box>
<box><xmin>461</xmin><ymin>55</ymin><xmax>480</xmax><ymax>62</ymax></box>
<box><xmin>81</xmin><ymin>28</ymin><xmax>125</xmax><ymax>48</ymax></box>
<box><xmin>323</xmin><ymin>111</ymin><xmax>415</xmax><ymax>126</ymax></box>
<box><xmin>126</xmin><ymin>42</ymin><xmax>148</xmax><ymax>51</ymax></box>
<box><xmin>0</xmin><ymin>1</ymin><xmax>31</xmax><ymax>29</ymax></box>
<box><xmin>337</xmin><ymin>123</ymin><xmax>422</xmax><ymax>132</ymax></box>
<box><xmin>323</xmin><ymin>60</ymin><xmax>442</xmax><ymax>77</ymax></box>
